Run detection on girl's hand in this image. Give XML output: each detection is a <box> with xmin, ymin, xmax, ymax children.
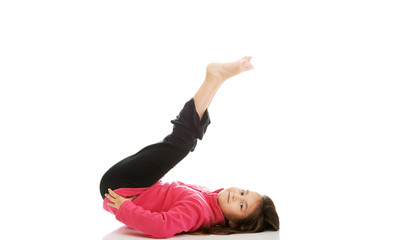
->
<box><xmin>105</xmin><ymin>188</ymin><xmax>137</xmax><ymax>209</ymax></box>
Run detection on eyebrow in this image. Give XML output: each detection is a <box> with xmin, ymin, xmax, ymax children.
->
<box><xmin>246</xmin><ymin>190</ymin><xmax>249</xmax><ymax>211</ymax></box>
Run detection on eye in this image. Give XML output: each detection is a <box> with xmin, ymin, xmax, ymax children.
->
<box><xmin>241</xmin><ymin>190</ymin><xmax>244</xmax><ymax>196</ymax></box>
<box><xmin>240</xmin><ymin>202</ymin><xmax>243</xmax><ymax>209</ymax></box>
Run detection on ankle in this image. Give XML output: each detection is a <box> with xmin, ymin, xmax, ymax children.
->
<box><xmin>204</xmin><ymin>75</ymin><xmax>224</xmax><ymax>88</ymax></box>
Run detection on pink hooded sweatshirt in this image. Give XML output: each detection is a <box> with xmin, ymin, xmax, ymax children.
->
<box><xmin>103</xmin><ymin>180</ymin><xmax>225</xmax><ymax>238</ymax></box>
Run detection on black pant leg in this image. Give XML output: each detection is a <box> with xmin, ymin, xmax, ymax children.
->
<box><xmin>99</xmin><ymin>142</ymin><xmax>189</xmax><ymax>198</ymax></box>
<box><xmin>163</xmin><ymin>98</ymin><xmax>211</xmax><ymax>152</ymax></box>
<box><xmin>99</xmin><ymin>99</ymin><xmax>211</xmax><ymax>199</ymax></box>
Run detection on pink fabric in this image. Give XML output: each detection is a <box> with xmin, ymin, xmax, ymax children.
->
<box><xmin>103</xmin><ymin>180</ymin><xmax>225</xmax><ymax>238</ymax></box>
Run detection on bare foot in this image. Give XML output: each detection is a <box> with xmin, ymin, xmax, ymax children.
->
<box><xmin>205</xmin><ymin>56</ymin><xmax>254</xmax><ymax>83</ymax></box>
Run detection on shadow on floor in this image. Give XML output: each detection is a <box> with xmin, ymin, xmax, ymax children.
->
<box><xmin>103</xmin><ymin>226</ymin><xmax>280</xmax><ymax>240</ymax></box>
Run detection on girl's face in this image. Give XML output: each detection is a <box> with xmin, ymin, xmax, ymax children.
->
<box><xmin>217</xmin><ymin>187</ymin><xmax>262</xmax><ymax>227</ymax></box>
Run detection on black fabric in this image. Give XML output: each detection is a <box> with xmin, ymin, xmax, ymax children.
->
<box><xmin>99</xmin><ymin>99</ymin><xmax>210</xmax><ymax>199</ymax></box>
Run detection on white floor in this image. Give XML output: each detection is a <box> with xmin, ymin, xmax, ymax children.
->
<box><xmin>103</xmin><ymin>226</ymin><xmax>280</xmax><ymax>240</ymax></box>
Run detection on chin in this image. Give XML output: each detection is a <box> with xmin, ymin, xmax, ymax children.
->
<box><xmin>218</xmin><ymin>190</ymin><xmax>226</xmax><ymax>205</ymax></box>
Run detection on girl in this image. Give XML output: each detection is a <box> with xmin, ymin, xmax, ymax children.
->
<box><xmin>99</xmin><ymin>56</ymin><xmax>279</xmax><ymax>238</ymax></box>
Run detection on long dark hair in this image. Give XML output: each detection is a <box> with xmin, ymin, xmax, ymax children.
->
<box><xmin>191</xmin><ymin>195</ymin><xmax>279</xmax><ymax>235</ymax></box>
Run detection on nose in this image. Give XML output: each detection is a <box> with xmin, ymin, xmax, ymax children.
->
<box><xmin>232</xmin><ymin>192</ymin><xmax>242</xmax><ymax>201</ymax></box>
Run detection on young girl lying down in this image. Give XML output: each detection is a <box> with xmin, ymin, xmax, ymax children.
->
<box><xmin>99</xmin><ymin>56</ymin><xmax>279</xmax><ymax>238</ymax></box>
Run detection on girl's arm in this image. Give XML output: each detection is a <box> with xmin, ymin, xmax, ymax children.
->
<box><xmin>114</xmin><ymin>198</ymin><xmax>204</xmax><ymax>238</ymax></box>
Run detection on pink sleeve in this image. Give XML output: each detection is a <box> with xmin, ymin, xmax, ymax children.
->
<box><xmin>115</xmin><ymin>199</ymin><xmax>204</xmax><ymax>238</ymax></box>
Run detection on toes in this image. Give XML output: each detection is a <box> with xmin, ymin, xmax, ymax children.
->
<box><xmin>242</xmin><ymin>60</ymin><xmax>252</xmax><ymax>67</ymax></box>
<box><xmin>241</xmin><ymin>56</ymin><xmax>252</xmax><ymax>65</ymax></box>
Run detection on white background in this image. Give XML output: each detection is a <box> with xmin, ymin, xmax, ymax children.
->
<box><xmin>1</xmin><ymin>1</ymin><xmax>395</xmax><ymax>239</ymax></box>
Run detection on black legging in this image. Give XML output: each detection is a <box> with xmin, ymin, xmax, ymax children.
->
<box><xmin>99</xmin><ymin>99</ymin><xmax>211</xmax><ymax>199</ymax></box>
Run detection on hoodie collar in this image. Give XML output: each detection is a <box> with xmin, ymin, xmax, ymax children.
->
<box><xmin>204</xmin><ymin>188</ymin><xmax>225</xmax><ymax>226</ymax></box>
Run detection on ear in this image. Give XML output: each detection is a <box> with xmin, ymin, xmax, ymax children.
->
<box><xmin>229</xmin><ymin>220</ymin><xmax>237</xmax><ymax>228</ymax></box>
